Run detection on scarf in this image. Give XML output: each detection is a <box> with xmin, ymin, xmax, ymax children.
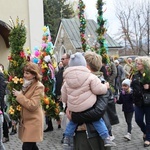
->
<box><xmin>22</xmin><ymin>78</ymin><xmax>35</xmax><ymax>93</ymax></box>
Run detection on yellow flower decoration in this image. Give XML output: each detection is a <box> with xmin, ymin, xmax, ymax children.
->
<box><xmin>52</xmin><ymin>61</ymin><xmax>57</xmax><ymax>68</ymax></box>
<box><xmin>8</xmin><ymin>106</ymin><xmax>15</xmax><ymax>115</ymax></box>
<box><xmin>19</xmin><ymin>78</ymin><xmax>23</xmax><ymax>84</ymax></box>
<box><xmin>12</xmin><ymin>76</ymin><xmax>20</xmax><ymax>84</ymax></box>
<box><xmin>16</xmin><ymin>105</ymin><xmax>21</xmax><ymax>111</ymax></box>
<box><xmin>143</xmin><ymin>73</ymin><xmax>146</xmax><ymax>77</ymax></box>
<box><xmin>26</xmin><ymin>47</ymin><xmax>31</xmax><ymax>54</ymax></box>
<box><xmin>42</xmin><ymin>26</ymin><xmax>47</xmax><ymax>32</ymax></box>
<box><xmin>41</xmin><ymin>62</ymin><xmax>48</xmax><ymax>69</ymax></box>
<box><xmin>12</xmin><ymin>60</ymin><xmax>18</xmax><ymax>67</ymax></box>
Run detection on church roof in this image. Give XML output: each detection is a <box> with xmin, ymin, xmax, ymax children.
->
<box><xmin>61</xmin><ymin>18</ymin><xmax>121</xmax><ymax>49</ymax></box>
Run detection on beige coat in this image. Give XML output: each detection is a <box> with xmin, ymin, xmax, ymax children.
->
<box><xmin>61</xmin><ymin>66</ymin><xmax>107</xmax><ymax>112</ymax></box>
<box><xmin>16</xmin><ymin>81</ymin><xmax>44</xmax><ymax>142</ymax></box>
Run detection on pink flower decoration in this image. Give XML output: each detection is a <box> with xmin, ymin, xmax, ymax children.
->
<box><xmin>34</xmin><ymin>50</ymin><xmax>40</xmax><ymax>57</ymax></box>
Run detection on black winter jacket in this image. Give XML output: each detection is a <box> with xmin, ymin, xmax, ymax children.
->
<box><xmin>72</xmin><ymin>90</ymin><xmax>110</xmax><ymax>138</ymax></box>
<box><xmin>117</xmin><ymin>90</ymin><xmax>134</xmax><ymax>113</ymax></box>
<box><xmin>72</xmin><ymin>91</ymin><xmax>109</xmax><ymax>124</ymax></box>
<box><xmin>131</xmin><ymin>71</ymin><xmax>150</xmax><ymax>106</ymax></box>
<box><xmin>0</xmin><ymin>72</ymin><xmax>6</xmax><ymax>110</ymax></box>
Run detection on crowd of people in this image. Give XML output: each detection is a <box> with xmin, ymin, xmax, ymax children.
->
<box><xmin>0</xmin><ymin>52</ymin><xmax>150</xmax><ymax>150</ymax></box>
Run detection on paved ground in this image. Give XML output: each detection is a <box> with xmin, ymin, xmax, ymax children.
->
<box><xmin>4</xmin><ymin>105</ymin><xmax>150</xmax><ymax>150</ymax></box>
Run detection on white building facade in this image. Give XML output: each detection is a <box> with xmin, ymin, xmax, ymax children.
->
<box><xmin>0</xmin><ymin>0</ymin><xmax>44</xmax><ymax>69</ymax></box>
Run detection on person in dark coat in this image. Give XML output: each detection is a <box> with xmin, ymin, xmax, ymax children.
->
<box><xmin>131</xmin><ymin>56</ymin><xmax>150</xmax><ymax>147</ymax></box>
<box><xmin>0</xmin><ymin>64</ymin><xmax>7</xmax><ymax>148</ymax></box>
<box><xmin>114</xmin><ymin>60</ymin><xmax>125</xmax><ymax>96</ymax></box>
<box><xmin>55</xmin><ymin>61</ymin><xmax>64</xmax><ymax>111</ymax></box>
<box><xmin>116</xmin><ymin>79</ymin><xmax>134</xmax><ymax>141</ymax></box>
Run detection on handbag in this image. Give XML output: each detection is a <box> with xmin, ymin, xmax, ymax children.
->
<box><xmin>143</xmin><ymin>92</ymin><xmax>150</xmax><ymax>106</ymax></box>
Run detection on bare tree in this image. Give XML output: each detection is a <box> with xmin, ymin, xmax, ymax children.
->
<box><xmin>114</xmin><ymin>0</ymin><xmax>150</xmax><ymax>55</ymax></box>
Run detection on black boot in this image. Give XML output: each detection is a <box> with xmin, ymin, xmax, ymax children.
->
<box><xmin>44</xmin><ymin>119</ymin><xmax>53</xmax><ymax>132</ymax></box>
<box><xmin>10</xmin><ymin>126</ymin><xmax>17</xmax><ymax>135</ymax></box>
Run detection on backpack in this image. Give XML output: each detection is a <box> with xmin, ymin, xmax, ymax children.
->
<box><xmin>131</xmin><ymin>73</ymin><xmax>143</xmax><ymax>106</ymax></box>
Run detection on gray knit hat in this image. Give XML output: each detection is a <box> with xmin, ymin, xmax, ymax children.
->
<box><xmin>69</xmin><ymin>52</ymin><xmax>86</xmax><ymax>67</ymax></box>
<box><xmin>122</xmin><ymin>79</ymin><xmax>131</xmax><ymax>87</ymax></box>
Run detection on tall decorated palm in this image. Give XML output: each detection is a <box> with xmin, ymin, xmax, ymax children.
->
<box><xmin>7</xmin><ymin>17</ymin><xmax>27</xmax><ymax>121</ymax></box>
<box><xmin>31</xmin><ymin>26</ymin><xmax>60</xmax><ymax>120</ymax></box>
<box><xmin>96</xmin><ymin>0</ymin><xmax>110</xmax><ymax>64</ymax></box>
<box><xmin>78</xmin><ymin>0</ymin><xmax>87</xmax><ymax>52</ymax></box>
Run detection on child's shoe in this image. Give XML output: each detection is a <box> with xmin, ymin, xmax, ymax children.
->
<box><xmin>63</xmin><ymin>136</ymin><xmax>74</xmax><ymax>150</ymax></box>
<box><xmin>124</xmin><ymin>133</ymin><xmax>131</xmax><ymax>141</ymax></box>
<box><xmin>2</xmin><ymin>137</ymin><xmax>9</xmax><ymax>143</ymax></box>
<box><xmin>110</xmin><ymin>135</ymin><xmax>115</xmax><ymax>141</ymax></box>
<box><xmin>104</xmin><ymin>137</ymin><xmax>116</xmax><ymax>147</ymax></box>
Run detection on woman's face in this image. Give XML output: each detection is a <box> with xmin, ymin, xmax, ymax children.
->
<box><xmin>24</xmin><ymin>71</ymin><xmax>35</xmax><ymax>80</ymax></box>
<box><xmin>136</xmin><ymin>60</ymin><xmax>144</xmax><ymax>72</ymax></box>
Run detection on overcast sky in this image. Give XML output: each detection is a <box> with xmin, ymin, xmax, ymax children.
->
<box><xmin>82</xmin><ymin>0</ymin><xmax>119</xmax><ymax>36</ymax></box>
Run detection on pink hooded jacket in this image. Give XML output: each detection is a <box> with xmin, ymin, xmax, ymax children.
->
<box><xmin>61</xmin><ymin>66</ymin><xmax>107</xmax><ymax>112</ymax></box>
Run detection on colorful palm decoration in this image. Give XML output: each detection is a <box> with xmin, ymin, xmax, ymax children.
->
<box><xmin>31</xmin><ymin>26</ymin><xmax>60</xmax><ymax>120</ymax></box>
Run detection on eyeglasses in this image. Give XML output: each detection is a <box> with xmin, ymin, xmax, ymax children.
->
<box><xmin>61</xmin><ymin>58</ymin><xmax>67</xmax><ymax>60</ymax></box>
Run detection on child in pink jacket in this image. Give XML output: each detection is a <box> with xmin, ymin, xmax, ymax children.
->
<box><xmin>61</xmin><ymin>52</ymin><xmax>116</xmax><ymax>149</ymax></box>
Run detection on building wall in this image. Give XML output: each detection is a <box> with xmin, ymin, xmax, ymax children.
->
<box><xmin>54</xmin><ymin>24</ymin><xmax>75</xmax><ymax>62</ymax></box>
<box><xmin>0</xmin><ymin>0</ymin><xmax>44</xmax><ymax>69</ymax></box>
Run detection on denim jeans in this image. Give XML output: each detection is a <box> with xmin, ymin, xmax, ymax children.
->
<box><xmin>135</xmin><ymin>105</ymin><xmax>150</xmax><ymax>141</ymax></box>
<box><xmin>0</xmin><ymin>115</ymin><xmax>5</xmax><ymax>150</ymax></box>
<box><xmin>65</xmin><ymin>119</ymin><xmax>109</xmax><ymax>139</ymax></box>
<box><xmin>92</xmin><ymin>118</ymin><xmax>109</xmax><ymax>139</ymax></box>
<box><xmin>64</xmin><ymin>120</ymin><xmax>77</xmax><ymax>137</ymax></box>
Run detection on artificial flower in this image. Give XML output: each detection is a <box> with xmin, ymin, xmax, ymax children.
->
<box><xmin>12</xmin><ymin>76</ymin><xmax>20</xmax><ymax>84</ymax></box>
<box><xmin>16</xmin><ymin>105</ymin><xmax>21</xmax><ymax>111</ymax></box>
<box><xmin>19</xmin><ymin>78</ymin><xmax>23</xmax><ymax>84</ymax></box>
<box><xmin>20</xmin><ymin>51</ymin><xmax>25</xmax><ymax>58</ymax></box>
<box><xmin>41</xmin><ymin>96</ymin><xmax>60</xmax><ymax>119</ymax></box>
<box><xmin>8</xmin><ymin>56</ymin><xmax>12</xmax><ymax>61</ymax></box>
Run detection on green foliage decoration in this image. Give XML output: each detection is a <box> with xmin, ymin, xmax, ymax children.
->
<box><xmin>78</xmin><ymin>0</ymin><xmax>87</xmax><ymax>52</ymax></box>
<box><xmin>7</xmin><ymin>17</ymin><xmax>27</xmax><ymax>121</ymax></box>
<box><xmin>96</xmin><ymin>0</ymin><xmax>109</xmax><ymax>64</ymax></box>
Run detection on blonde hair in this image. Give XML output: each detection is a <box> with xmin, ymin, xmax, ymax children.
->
<box><xmin>136</xmin><ymin>56</ymin><xmax>150</xmax><ymax>68</ymax></box>
<box><xmin>84</xmin><ymin>51</ymin><xmax>102</xmax><ymax>72</ymax></box>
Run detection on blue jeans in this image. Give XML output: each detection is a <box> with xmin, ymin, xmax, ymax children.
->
<box><xmin>64</xmin><ymin>118</ymin><xmax>109</xmax><ymax>139</ymax></box>
<box><xmin>135</xmin><ymin>105</ymin><xmax>150</xmax><ymax>141</ymax></box>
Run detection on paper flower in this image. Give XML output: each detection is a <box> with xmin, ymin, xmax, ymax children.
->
<box><xmin>16</xmin><ymin>105</ymin><xmax>21</xmax><ymax>111</ymax></box>
<box><xmin>12</xmin><ymin>76</ymin><xmax>20</xmax><ymax>84</ymax></box>
<box><xmin>20</xmin><ymin>51</ymin><xmax>25</xmax><ymax>58</ymax></box>
<box><xmin>41</xmin><ymin>96</ymin><xmax>60</xmax><ymax>119</ymax></box>
<box><xmin>19</xmin><ymin>78</ymin><xmax>23</xmax><ymax>84</ymax></box>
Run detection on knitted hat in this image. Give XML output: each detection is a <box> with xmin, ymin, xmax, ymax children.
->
<box><xmin>114</xmin><ymin>60</ymin><xmax>119</xmax><ymax>64</ymax></box>
<box><xmin>122</xmin><ymin>79</ymin><xmax>131</xmax><ymax>87</ymax></box>
<box><xmin>69</xmin><ymin>52</ymin><xmax>86</xmax><ymax>67</ymax></box>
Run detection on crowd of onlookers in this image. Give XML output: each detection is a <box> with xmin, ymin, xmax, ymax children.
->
<box><xmin>1</xmin><ymin>53</ymin><xmax>150</xmax><ymax>150</ymax></box>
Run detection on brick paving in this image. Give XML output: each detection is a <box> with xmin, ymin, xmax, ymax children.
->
<box><xmin>4</xmin><ymin>105</ymin><xmax>150</xmax><ymax>150</ymax></box>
